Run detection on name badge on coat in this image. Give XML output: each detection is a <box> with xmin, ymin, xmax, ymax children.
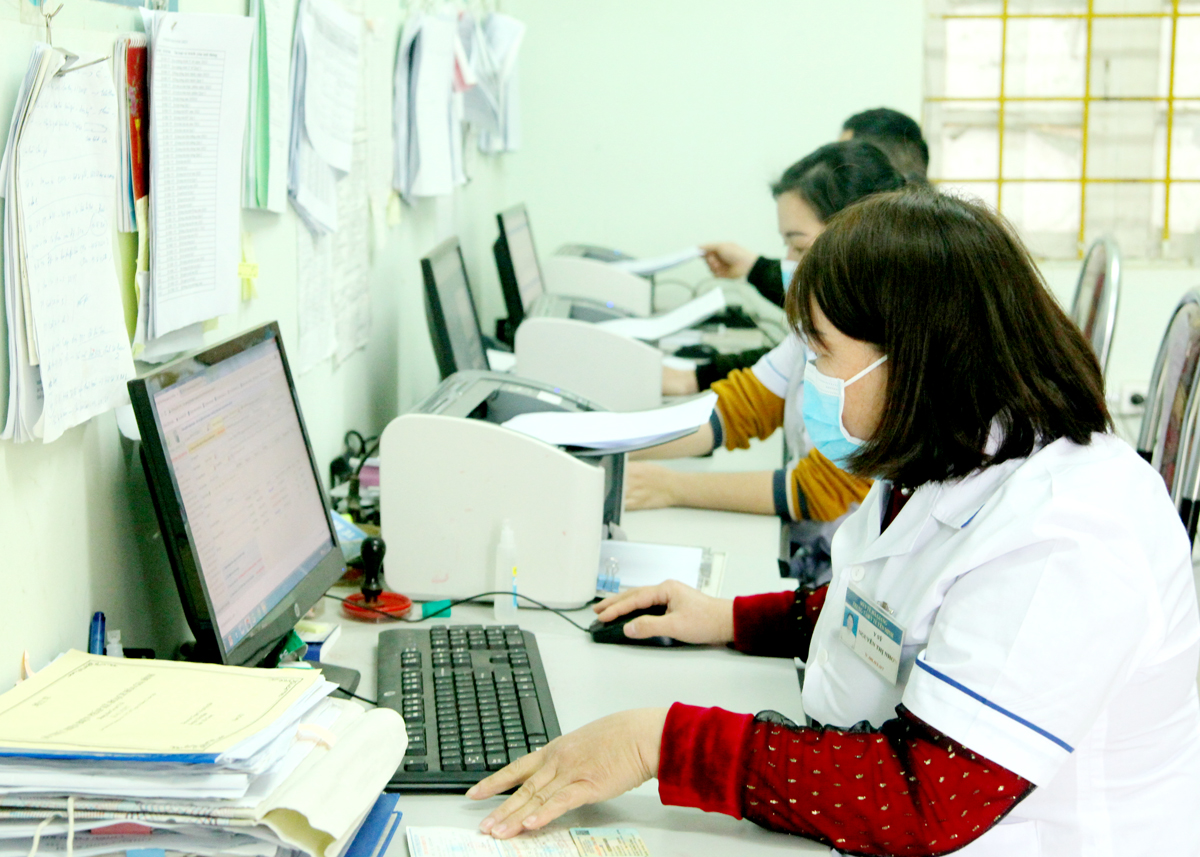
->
<box><xmin>840</xmin><ymin>584</ymin><xmax>906</xmax><ymax>684</ymax></box>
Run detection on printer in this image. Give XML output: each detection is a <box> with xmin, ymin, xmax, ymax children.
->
<box><xmin>379</xmin><ymin>370</ymin><xmax>623</xmax><ymax>609</ymax></box>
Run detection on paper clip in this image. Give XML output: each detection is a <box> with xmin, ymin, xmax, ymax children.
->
<box><xmin>41</xmin><ymin>1</ymin><xmax>63</xmax><ymax>48</ymax></box>
<box><xmin>57</xmin><ymin>55</ymin><xmax>109</xmax><ymax>77</ymax></box>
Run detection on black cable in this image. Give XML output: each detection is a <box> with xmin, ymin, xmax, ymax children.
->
<box><xmin>323</xmin><ymin>591</ymin><xmax>596</xmax><ymax>633</ymax></box>
<box><xmin>333</xmin><ymin>687</ymin><xmax>378</xmax><ymax>706</ymax></box>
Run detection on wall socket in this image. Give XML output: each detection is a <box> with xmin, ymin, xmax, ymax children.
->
<box><xmin>1113</xmin><ymin>381</ymin><xmax>1149</xmax><ymax>417</ymax></box>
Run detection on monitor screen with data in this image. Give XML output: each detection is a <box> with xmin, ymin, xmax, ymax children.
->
<box><xmin>422</xmin><ymin>237</ymin><xmax>490</xmax><ymax>380</ymax></box>
<box><xmin>128</xmin><ymin>323</ymin><xmax>345</xmax><ymax>667</ymax></box>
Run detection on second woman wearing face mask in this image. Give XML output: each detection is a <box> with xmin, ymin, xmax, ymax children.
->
<box><xmin>627</xmin><ymin>140</ymin><xmax>905</xmax><ymax>584</ymax></box>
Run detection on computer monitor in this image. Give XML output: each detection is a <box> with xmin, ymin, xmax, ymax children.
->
<box><xmin>128</xmin><ymin>323</ymin><xmax>347</xmax><ymax>669</ymax></box>
<box><xmin>422</xmin><ymin>236</ymin><xmax>490</xmax><ymax>380</ymax></box>
<box><xmin>494</xmin><ymin>204</ymin><xmax>545</xmax><ymax>329</ymax></box>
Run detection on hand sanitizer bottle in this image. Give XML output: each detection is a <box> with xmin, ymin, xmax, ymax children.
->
<box><xmin>493</xmin><ymin>521</ymin><xmax>518</xmax><ymax>623</ymax></box>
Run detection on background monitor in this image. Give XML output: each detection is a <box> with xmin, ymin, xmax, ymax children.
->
<box><xmin>128</xmin><ymin>323</ymin><xmax>346</xmax><ymax>668</ymax></box>
<box><xmin>422</xmin><ymin>236</ymin><xmax>490</xmax><ymax>380</ymax></box>
<box><xmin>494</xmin><ymin>204</ymin><xmax>546</xmax><ymax>329</ymax></box>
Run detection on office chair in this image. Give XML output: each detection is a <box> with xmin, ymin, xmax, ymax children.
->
<box><xmin>1070</xmin><ymin>237</ymin><xmax>1121</xmax><ymax>375</ymax></box>
<box><xmin>1136</xmin><ymin>292</ymin><xmax>1200</xmax><ymax>528</ymax></box>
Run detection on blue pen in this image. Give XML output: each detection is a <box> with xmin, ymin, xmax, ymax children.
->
<box><xmin>88</xmin><ymin>612</ymin><xmax>105</xmax><ymax>655</ymax></box>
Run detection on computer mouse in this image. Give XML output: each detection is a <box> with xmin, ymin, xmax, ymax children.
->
<box><xmin>588</xmin><ymin>605</ymin><xmax>682</xmax><ymax>647</ymax></box>
<box><xmin>674</xmin><ymin>343</ymin><xmax>718</xmax><ymax>361</ymax></box>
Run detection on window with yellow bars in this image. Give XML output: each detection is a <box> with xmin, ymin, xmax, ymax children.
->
<box><xmin>924</xmin><ymin>0</ymin><xmax>1200</xmax><ymax>260</ymax></box>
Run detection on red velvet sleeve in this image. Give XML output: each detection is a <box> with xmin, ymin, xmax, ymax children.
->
<box><xmin>658</xmin><ymin>703</ymin><xmax>1033</xmax><ymax>856</ymax></box>
<box><xmin>732</xmin><ymin>585</ymin><xmax>828</xmax><ymax>660</ymax></box>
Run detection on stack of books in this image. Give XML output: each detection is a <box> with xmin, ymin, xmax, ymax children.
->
<box><xmin>0</xmin><ymin>651</ymin><xmax>406</xmax><ymax>857</ymax></box>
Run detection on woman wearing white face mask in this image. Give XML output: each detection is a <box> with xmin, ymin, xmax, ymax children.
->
<box><xmin>468</xmin><ymin>189</ymin><xmax>1200</xmax><ymax>856</ymax></box>
<box><xmin>631</xmin><ymin>141</ymin><xmax>904</xmax><ymax>585</ymax></box>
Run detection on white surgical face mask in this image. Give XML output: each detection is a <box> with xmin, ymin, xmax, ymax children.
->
<box><xmin>801</xmin><ymin>355</ymin><xmax>888</xmax><ymax>468</ymax></box>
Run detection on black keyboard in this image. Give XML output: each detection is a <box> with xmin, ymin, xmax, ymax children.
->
<box><xmin>377</xmin><ymin>624</ymin><xmax>562</xmax><ymax>791</ymax></box>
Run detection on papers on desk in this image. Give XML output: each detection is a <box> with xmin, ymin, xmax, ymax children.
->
<box><xmin>0</xmin><ymin>651</ymin><xmax>408</xmax><ymax>857</ymax></box>
<box><xmin>142</xmin><ymin>11</ymin><xmax>254</xmax><ymax>339</ymax></box>
<box><xmin>502</xmin><ymin>392</ymin><xmax>716</xmax><ymax>451</ymax></box>
<box><xmin>0</xmin><ymin>45</ymin><xmax>136</xmax><ymax>443</ymax></box>
<box><xmin>595</xmin><ymin>288</ymin><xmax>725</xmax><ymax>341</ymax></box>
<box><xmin>288</xmin><ymin>0</ymin><xmax>362</xmax><ymax>235</ymax></box>
<box><xmin>406</xmin><ymin>827</ymin><xmax>649</xmax><ymax>857</ymax></box>
<box><xmin>610</xmin><ymin>246</ymin><xmax>703</xmax><ymax>277</ymax></box>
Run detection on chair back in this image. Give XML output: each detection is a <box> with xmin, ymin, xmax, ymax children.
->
<box><xmin>1137</xmin><ymin>292</ymin><xmax>1200</xmax><ymax>525</ymax></box>
<box><xmin>1069</xmin><ymin>237</ymin><xmax>1121</xmax><ymax>374</ymax></box>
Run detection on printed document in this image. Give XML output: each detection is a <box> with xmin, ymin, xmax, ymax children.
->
<box><xmin>146</xmin><ymin>12</ymin><xmax>253</xmax><ymax>337</ymax></box>
<box><xmin>595</xmin><ymin>288</ymin><xmax>725</xmax><ymax>342</ymax></box>
<box><xmin>502</xmin><ymin>392</ymin><xmax>716</xmax><ymax>450</ymax></box>
<box><xmin>0</xmin><ymin>650</ymin><xmax>324</xmax><ymax>757</ymax></box>
<box><xmin>15</xmin><ymin>56</ymin><xmax>135</xmax><ymax>442</ymax></box>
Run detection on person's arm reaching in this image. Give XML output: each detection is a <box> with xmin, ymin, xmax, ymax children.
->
<box><xmin>659</xmin><ymin>704</ymin><xmax>1033</xmax><ymax>856</ymax></box>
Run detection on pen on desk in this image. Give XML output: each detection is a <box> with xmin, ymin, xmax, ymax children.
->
<box><xmin>88</xmin><ymin>611</ymin><xmax>105</xmax><ymax>655</ymax></box>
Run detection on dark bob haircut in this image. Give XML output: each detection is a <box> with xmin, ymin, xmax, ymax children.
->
<box><xmin>842</xmin><ymin>107</ymin><xmax>929</xmax><ymax>181</ymax></box>
<box><xmin>787</xmin><ymin>188</ymin><xmax>1110</xmax><ymax>487</ymax></box>
<box><xmin>771</xmin><ymin>140</ymin><xmax>905</xmax><ymax>223</ymax></box>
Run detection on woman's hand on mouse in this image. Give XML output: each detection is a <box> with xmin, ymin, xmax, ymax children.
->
<box><xmin>468</xmin><ymin>708</ymin><xmax>669</xmax><ymax>839</ymax></box>
<box><xmin>593</xmin><ymin>581</ymin><xmax>735</xmax><ymax>645</ymax></box>
<box><xmin>700</xmin><ymin>242</ymin><xmax>756</xmax><ymax>280</ymax></box>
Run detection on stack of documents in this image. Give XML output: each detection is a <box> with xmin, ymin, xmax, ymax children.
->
<box><xmin>0</xmin><ymin>45</ymin><xmax>136</xmax><ymax>443</ymax></box>
<box><xmin>0</xmin><ymin>651</ymin><xmax>407</xmax><ymax>857</ymax></box>
<box><xmin>288</xmin><ymin>0</ymin><xmax>362</xmax><ymax>234</ymax></box>
<box><xmin>141</xmin><ymin>10</ymin><xmax>253</xmax><ymax>342</ymax></box>
<box><xmin>502</xmin><ymin>392</ymin><xmax>717</xmax><ymax>451</ymax></box>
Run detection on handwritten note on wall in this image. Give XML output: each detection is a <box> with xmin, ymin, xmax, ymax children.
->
<box><xmin>17</xmin><ymin>62</ymin><xmax>134</xmax><ymax>443</ymax></box>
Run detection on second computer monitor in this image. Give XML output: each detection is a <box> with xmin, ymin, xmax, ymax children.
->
<box><xmin>494</xmin><ymin>204</ymin><xmax>546</xmax><ymax>329</ymax></box>
<box><xmin>421</xmin><ymin>236</ymin><xmax>490</xmax><ymax>380</ymax></box>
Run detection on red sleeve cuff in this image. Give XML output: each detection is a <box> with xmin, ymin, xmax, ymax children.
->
<box><xmin>732</xmin><ymin>591</ymin><xmax>798</xmax><ymax>655</ymax></box>
<box><xmin>658</xmin><ymin>702</ymin><xmax>754</xmax><ymax>817</ymax></box>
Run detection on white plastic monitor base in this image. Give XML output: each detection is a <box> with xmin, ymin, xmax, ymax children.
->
<box><xmin>542</xmin><ymin>255</ymin><xmax>653</xmax><ymax>317</ymax></box>
<box><xmin>515</xmin><ymin>317</ymin><xmax>662</xmax><ymax>412</ymax></box>
<box><xmin>379</xmin><ymin>414</ymin><xmax>604</xmax><ymax>609</ymax></box>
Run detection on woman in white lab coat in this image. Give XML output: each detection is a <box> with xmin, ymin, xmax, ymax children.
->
<box><xmin>467</xmin><ymin>188</ymin><xmax>1200</xmax><ymax>856</ymax></box>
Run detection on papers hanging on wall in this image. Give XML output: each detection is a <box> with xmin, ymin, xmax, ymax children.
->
<box><xmin>0</xmin><ymin>46</ymin><xmax>136</xmax><ymax>443</ymax></box>
<box><xmin>244</xmin><ymin>0</ymin><xmax>297</xmax><ymax>212</ymax></box>
<box><xmin>288</xmin><ymin>0</ymin><xmax>362</xmax><ymax>234</ymax></box>
<box><xmin>143</xmin><ymin>10</ymin><xmax>254</xmax><ymax>339</ymax></box>
<box><xmin>113</xmin><ymin>34</ymin><xmax>148</xmax><ymax>233</ymax></box>
<box><xmin>393</xmin><ymin>11</ymin><xmax>524</xmax><ymax>201</ymax></box>
<box><xmin>295</xmin><ymin>90</ymin><xmax>371</xmax><ymax>375</ymax></box>
<box><xmin>463</xmin><ymin>13</ymin><xmax>524</xmax><ymax>154</ymax></box>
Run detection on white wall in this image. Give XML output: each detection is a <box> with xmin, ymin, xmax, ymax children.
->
<box><xmin>0</xmin><ymin>0</ymin><xmax>924</xmax><ymax>686</ymax></box>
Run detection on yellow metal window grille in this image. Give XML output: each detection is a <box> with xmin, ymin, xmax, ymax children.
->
<box><xmin>924</xmin><ymin>0</ymin><xmax>1200</xmax><ymax>259</ymax></box>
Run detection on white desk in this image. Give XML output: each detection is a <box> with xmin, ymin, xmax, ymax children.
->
<box><xmin>330</xmin><ymin>498</ymin><xmax>826</xmax><ymax>856</ymax></box>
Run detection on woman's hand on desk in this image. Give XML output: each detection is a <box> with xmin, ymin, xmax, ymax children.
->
<box><xmin>623</xmin><ymin>463</ymin><xmax>681</xmax><ymax>509</ymax></box>
<box><xmin>469</xmin><ymin>708</ymin><xmax>669</xmax><ymax>839</ymax></box>
<box><xmin>594</xmin><ymin>581</ymin><xmax>735</xmax><ymax>645</ymax></box>
<box><xmin>662</xmin><ymin>366</ymin><xmax>700</xmax><ymax>396</ymax></box>
<box><xmin>700</xmin><ymin>242</ymin><xmax>756</xmax><ymax>280</ymax></box>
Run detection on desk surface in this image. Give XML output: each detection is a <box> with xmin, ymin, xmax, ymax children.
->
<box><xmin>330</xmin><ymin>489</ymin><xmax>827</xmax><ymax>856</ymax></box>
